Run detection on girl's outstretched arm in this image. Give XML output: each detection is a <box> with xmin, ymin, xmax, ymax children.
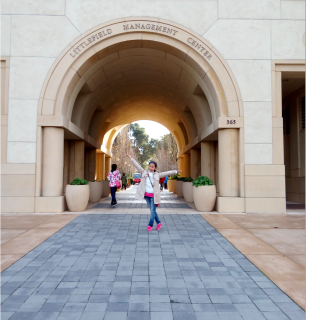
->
<box><xmin>159</xmin><ymin>170</ymin><xmax>182</xmax><ymax>178</ymax></box>
<box><xmin>126</xmin><ymin>154</ymin><xmax>144</xmax><ymax>174</ymax></box>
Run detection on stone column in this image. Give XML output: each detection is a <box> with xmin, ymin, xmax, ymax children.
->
<box><xmin>183</xmin><ymin>154</ymin><xmax>190</xmax><ymax>177</ymax></box>
<box><xmin>218</xmin><ymin>129</ymin><xmax>239</xmax><ymax>197</ymax></box>
<box><xmin>201</xmin><ymin>142</ymin><xmax>211</xmax><ymax>178</ymax></box>
<box><xmin>179</xmin><ymin>157</ymin><xmax>184</xmax><ymax>176</ymax></box>
<box><xmin>63</xmin><ymin>141</ymin><xmax>69</xmax><ymax>192</ymax></box>
<box><xmin>68</xmin><ymin>141</ymin><xmax>75</xmax><ymax>183</ymax></box>
<box><xmin>74</xmin><ymin>141</ymin><xmax>85</xmax><ymax>179</ymax></box>
<box><xmin>42</xmin><ymin>127</ymin><xmax>64</xmax><ymax>196</ymax></box>
<box><xmin>84</xmin><ymin>148</ymin><xmax>96</xmax><ymax>182</ymax></box>
<box><xmin>96</xmin><ymin>153</ymin><xmax>105</xmax><ymax>181</ymax></box>
<box><xmin>200</xmin><ymin>142</ymin><xmax>215</xmax><ymax>181</ymax></box>
<box><xmin>197</xmin><ymin>149</ymin><xmax>201</xmax><ymax>177</ymax></box>
<box><xmin>190</xmin><ymin>149</ymin><xmax>198</xmax><ymax>180</ymax></box>
<box><xmin>105</xmin><ymin>156</ymin><xmax>111</xmax><ymax>178</ymax></box>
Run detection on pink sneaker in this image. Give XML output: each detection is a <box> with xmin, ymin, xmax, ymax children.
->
<box><xmin>156</xmin><ymin>223</ymin><xmax>162</xmax><ymax>231</ymax></box>
<box><xmin>147</xmin><ymin>226</ymin><xmax>152</xmax><ymax>232</ymax></box>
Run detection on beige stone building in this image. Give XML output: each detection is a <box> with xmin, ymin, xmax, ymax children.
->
<box><xmin>1</xmin><ymin>0</ymin><xmax>305</xmax><ymax>213</ymax></box>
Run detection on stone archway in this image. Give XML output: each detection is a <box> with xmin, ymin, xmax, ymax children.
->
<box><xmin>36</xmin><ymin>17</ymin><xmax>245</xmax><ymax>213</ymax></box>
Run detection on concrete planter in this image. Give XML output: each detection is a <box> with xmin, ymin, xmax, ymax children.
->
<box><xmin>89</xmin><ymin>181</ymin><xmax>103</xmax><ymax>202</ymax></box>
<box><xmin>193</xmin><ymin>185</ymin><xmax>216</xmax><ymax>212</ymax></box>
<box><xmin>102</xmin><ymin>180</ymin><xmax>110</xmax><ymax>197</ymax></box>
<box><xmin>171</xmin><ymin>180</ymin><xmax>177</xmax><ymax>193</ymax></box>
<box><xmin>167</xmin><ymin>179</ymin><xmax>173</xmax><ymax>192</ymax></box>
<box><xmin>66</xmin><ymin>184</ymin><xmax>89</xmax><ymax>212</ymax></box>
<box><xmin>176</xmin><ymin>181</ymin><xmax>184</xmax><ymax>197</ymax></box>
<box><xmin>182</xmin><ymin>182</ymin><xmax>194</xmax><ymax>202</ymax></box>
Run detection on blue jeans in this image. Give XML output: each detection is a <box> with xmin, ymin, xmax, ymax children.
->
<box><xmin>111</xmin><ymin>187</ymin><xmax>117</xmax><ymax>204</ymax></box>
<box><xmin>144</xmin><ymin>196</ymin><xmax>161</xmax><ymax>227</ymax></box>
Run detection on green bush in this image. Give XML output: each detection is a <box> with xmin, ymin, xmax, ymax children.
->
<box><xmin>176</xmin><ymin>176</ymin><xmax>185</xmax><ymax>181</ymax></box>
<box><xmin>71</xmin><ymin>178</ymin><xmax>88</xmax><ymax>185</ymax></box>
<box><xmin>182</xmin><ymin>177</ymin><xmax>194</xmax><ymax>182</ymax></box>
<box><xmin>192</xmin><ymin>175</ymin><xmax>213</xmax><ymax>187</ymax></box>
<box><xmin>169</xmin><ymin>174</ymin><xmax>180</xmax><ymax>180</ymax></box>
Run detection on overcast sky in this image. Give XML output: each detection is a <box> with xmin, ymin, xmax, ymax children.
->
<box><xmin>132</xmin><ymin>120</ymin><xmax>170</xmax><ymax>140</ymax></box>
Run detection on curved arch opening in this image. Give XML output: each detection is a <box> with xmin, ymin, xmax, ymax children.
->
<box><xmin>37</xmin><ymin>18</ymin><xmax>245</xmax><ymax>214</ymax></box>
<box><xmin>68</xmin><ymin>39</ymin><xmax>217</xmax><ymax>153</ymax></box>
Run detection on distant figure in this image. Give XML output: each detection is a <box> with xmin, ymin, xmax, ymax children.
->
<box><xmin>107</xmin><ymin>164</ymin><xmax>121</xmax><ymax>208</ymax></box>
<box><xmin>121</xmin><ymin>173</ymin><xmax>127</xmax><ymax>190</ymax></box>
<box><xmin>159</xmin><ymin>177</ymin><xmax>165</xmax><ymax>191</ymax></box>
<box><xmin>164</xmin><ymin>176</ymin><xmax>168</xmax><ymax>189</ymax></box>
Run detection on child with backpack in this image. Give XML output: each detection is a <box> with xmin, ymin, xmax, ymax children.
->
<box><xmin>107</xmin><ymin>164</ymin><xmax>121</xmax><ymax>207</ymax></box>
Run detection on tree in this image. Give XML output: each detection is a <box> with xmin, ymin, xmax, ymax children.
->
<box><xmin>112</xmin><ymin>124</ymin><xmax>178</xmax><ymax>173</ymax></box>
<box><xmin>154</xmin><ymin>133</ymin><xmax>178</xmax><ymax>172</ymax></box>
<box><xmin>129</xmin><ymin>123</ymin><xmax>158</xmax><ymax>168</ymax></box>
<box><xmin>111</xmin><ymin>125</ymin><xmax>138</xmax><ymax>176</ymax></box>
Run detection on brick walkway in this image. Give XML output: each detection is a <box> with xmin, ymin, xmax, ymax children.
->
<box><xmin>1</xmin><ymin>214</ymin><xmax>305</xmax><ymax>320</ymax></box>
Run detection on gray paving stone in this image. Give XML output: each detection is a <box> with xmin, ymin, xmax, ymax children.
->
<box><xmin>80</xmin><ymin>312</ymin><xmax>105</xmax><ymax>320</ymax></box>
<box><xmin>129</xmin><ymin>302</ymin><xmax>149</xmax><ymax>312</ymax></box>
<box><xmin>172</xmin><ymin>312</ymin><xmax>196</xmax><ymax>320</ymax></box>
<box><xmin>57</xmin><ymin>312</ymin><xmax>83</xmax><ymax>320</ymax></box>
<box><xmin>0</xmin><ymin>312</ymin><xmax>15</xmax><ymax>320</ymax></box>
<box><xmin>40</xmin><ymin>302</ymin><xmax>65</xmax><ymax>312</ymax></box>
<box><xmin>106</xmin><ymin>302</ymin><xmax>129</xmax><ymax>312</ymax></box>
<box><xmin>150</xmin><ymin>311</ymin><xmax>173</xmax><ymax>320</ymax></box>
<box><xmin>104</xmin><ymin>312</ymin><xmax>127</xmax><ymax>320</ymax></box>
<box><xmin>128</xmin><ymin>312</ymin><xmax>150</xmax><ymax>320</ymax></box>
<box><xmin>192</xmin><ymin>303</ymin><xmax>216</xmax><ymax>312</ymax></box>
<box><xmin>150</xmin><ymin>302</ymin><xmax>172</xmax><ymax>312</ymax></box>
<box><xmin>170</xmin><ymin>295</ymin><xmax>190</xmax><ymax>303</ymax></box>
<box><xmin>34</xmin><ymin>312</ymin><xmax>60</xmax><ymax>320</ymax></box>
<box><xmin>229</xmin><ymin>294</ymin><xmax>252</xmax><ymax>303</ymax></box>
<box><xmin>63</xmin><ymin>302</ymin><xmax>86</xmax><ymax>312</ymax></box>
<box><xmin>276</xmin><ymin>302</ymin><xmax>303</xmax><ymax>312</ymax></box>
<box><xmin>209</xmin><ymin>294</ymin><xmax>232</xmax><ymax>304</ymax></box>
<box><xmin>171</xmin><ymin>303</ymin><xmax>194</xmax><ymax>312</ymax></box>
<box><xmin>263</xmin><ymin>311</ymin><xmax>290</xmax><ymax>320</ymax></box>
<box><xmin>130</xmin><ymin>295</ymin><xmax>150</xmax><ymax>303</ymax></box>
<box><xmin>239</xmin><ymin>311</ymin><xmax>267</xmax><ymax>320</ymax></box>
<box><xmin>284</xmin><ymin>311</ymin><xmax>306</xmax><ymax>320</ymax></box>
<box><xmin>3</xmin><ymin>213</ymin><xmax>305</xmax><ymax>320</ymax></box>
<box><xmin>218</xmin><ymin>311</ymin><xmax>243</xmax><ymax>320</ymax></box>
<box><xmin>254</xmin><ymin>300</ymin><xmax>281</xmax><ymax>312</ymax></box>
<box><xmin>213</xmin><ymin>303</ymin><xmax>238</xmax><ymax>312</ymax></box>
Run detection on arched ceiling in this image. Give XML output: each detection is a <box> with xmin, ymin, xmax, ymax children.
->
<box><xmin>69</xmin><ymin>40</ymin><xmax>216</xmax><ymax>151</ymax></box>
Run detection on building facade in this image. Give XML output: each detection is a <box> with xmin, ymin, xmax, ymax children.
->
<box><xmin>1</xmin><ymin>0</ymin><xmax>305</xmax><ymax>213</ymax></box>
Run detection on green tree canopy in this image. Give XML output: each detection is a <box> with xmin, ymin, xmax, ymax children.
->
<box><xmin>129</xmin><ymin>123</ymin><xmax>159</xmax><ymax>168</ymax></box>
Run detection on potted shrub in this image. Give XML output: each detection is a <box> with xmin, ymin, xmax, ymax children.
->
<box><xmin>192</xmin><ymin>176</ymin><xmax>216</xmax><ymax>212</ymax></box>
<box><xmin>168</xmin><ymin>174</ymin><xmax>180</xmax><ymax>193</ymax></box>
<box><xmin>66</xmin><ymin>178</ymin><xmax>89</xmax><ymax>212</ymax></box>
<box><xmin>175</xmin><ymin>176</ymin><xmax>185</xmax><ymax>197</ymax></box>
<box><xmin>89</xmin><ymin>179</ymin><xmax>103</xmax><ymax>202</ymax></box>
<box><xmin>102</xmin><ymin>179</ymin><xmax>110</xmax><ymax>197</ymax></box>
<box><xmin>182</xmin><ymin>177</ymin><xmax>194</xmax><ymax>202</ymax></box>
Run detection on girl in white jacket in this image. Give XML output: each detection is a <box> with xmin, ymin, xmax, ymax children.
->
<box><xmin>126</xmin><ymin>154</ymin><xmax>181</xmax><ymax>231</ymax></box>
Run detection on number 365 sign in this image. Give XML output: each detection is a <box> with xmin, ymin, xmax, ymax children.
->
<box><xmin>214</xmin><ymin>117</ymin><xmax>243</xmax><ymax>129</ymax></box>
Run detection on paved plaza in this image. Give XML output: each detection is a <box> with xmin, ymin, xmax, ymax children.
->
<box><xmin>1</xmin><ymin>209</ymin><xmax>305</xmax><ymax>320</ymax></box>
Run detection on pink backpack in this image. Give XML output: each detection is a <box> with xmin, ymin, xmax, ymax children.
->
<box><xmin>114</xmin><ymin>171</ymin><xmax>121</xmax><ymax>188</ymax></box>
